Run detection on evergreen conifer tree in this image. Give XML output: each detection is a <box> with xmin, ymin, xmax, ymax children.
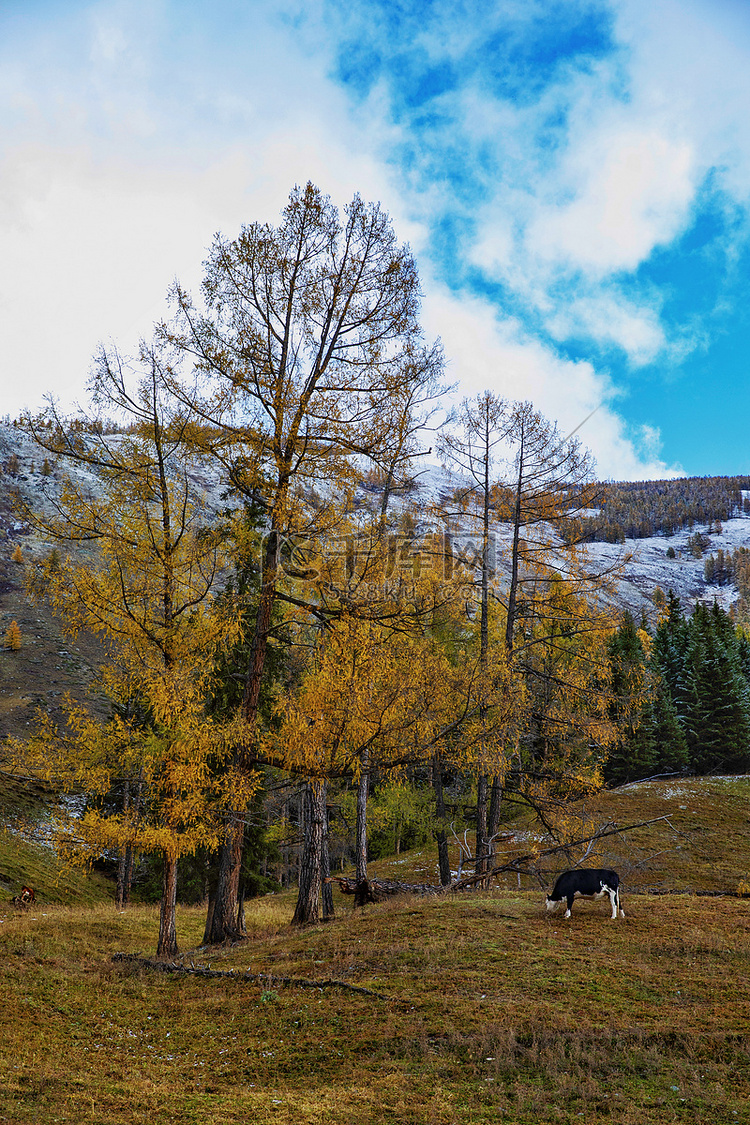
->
<box><xmin>652</xmin><ymin>590</ymin><xmax>692</xmax><ymax>733</ymax></box>
<box><xmin>686</xmin><ymin>603</ymin><xmax>750</xmax><ymax>772</ymax></box>
<box><xmin>605</xmin><ymin>611</ymin><xmax>656</xmax><ymax>784</ymax></box>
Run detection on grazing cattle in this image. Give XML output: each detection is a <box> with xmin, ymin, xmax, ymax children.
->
<box><xmin>545</xmin><ymin>869</ymin><xmax>624</xmax><ymax>920</ymax></box>
<box><xmin>12</xmin><ymin>886</ymin><xmax>35</xmax><ymax>909</ymax></box>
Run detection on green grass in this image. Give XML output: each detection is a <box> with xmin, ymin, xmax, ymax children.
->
<box><xmin>0</xmin><ymin>830</ymin><xmax>113</xmax><ymax>906</ymax></box>
<box><xmin>2</xmin><ymin>775</ymin><xmax>750</xmax><ymax>1123</ymax></box>
<box><xmin>0</xmin><ymin>774</ymin><xmax>114</xmax><ymax>906</ymax></box>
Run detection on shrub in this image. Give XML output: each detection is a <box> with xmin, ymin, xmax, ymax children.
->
<box><xmin>5</xmin><ymin>620</ymin><xmax>21</xmax><ymax>651</ymax></box>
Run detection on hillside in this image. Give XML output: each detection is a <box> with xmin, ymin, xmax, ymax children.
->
<box><xmin>2</xmin><ymin>775</ymin><xmax>750</xmax><ymax>1124</ymax></box>
<box><xmin>358</xmin><ymin>774</ymin><xmax>750</xmax><ymax>897</ymax></box>
<box><xmin>3</xmin><ymin>773</ymin><xmax>748</xmax><ymax>914</ymax></box>
<box><xmin>3</xmin><ymin>421</ymin><xmax>750</xmax><ymax>741</ymax></box>
<box><xmin>0</xmin><ymin>422</ymin><xmax>225</xmax><ymax>741</ymax></box>
<box><xmin>409</xmin><ymin>463</ymin><xmax>750</xmax><ymax>620</ymax></box>
<box><xmin>578</xmin><ymin>475</ymin><xmax>750</xmax><ymax>542</ymax></box>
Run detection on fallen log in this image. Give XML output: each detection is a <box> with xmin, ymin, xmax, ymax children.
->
<box><xmin>329</xmin><ymin>877</ymin><xmax>446</xmax><ymax>904</ymax></box>
<box><xmin>112</xmin><ymin>953</ymin><xmax>393</xmax><ymax>999</ymax></box>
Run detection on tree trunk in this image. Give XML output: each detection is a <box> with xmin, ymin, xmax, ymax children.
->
<box><xmin>355</xmin><ymin>749</ymin><xmax>369</xmax><ymax>884</ymax></box>
<box><xmin>236</xmin><ymin>881</ymin><xmax>246</xmax><ymax>935</ymax></box>
<box><xmin>321</xmin><ymin>783</ymin><xmax>334</xmax><ymax>920</ymax></box>
<box><xmin>474</xmin><ymin>413</ymin><xmax>492</xmax><ymax>878</ymax></box>
<box><xmin>432</xmin><ymin>753</ymin><xmax>452</xmax><ymax>886</ymax></box>
<box><xmin>203</xmin><ymin>817</ymin><xmax>245</xmax><ymax>944</ymax></box>
<box><xmin>475</xmin><ymin>772</ymin><xmax>489</xmax><ymax>876</ymax></box>
<box><xmin>292</xmin><ymin>780</ymin><xmax>326</xmax><ymax>925</ymax></box>
<box><xmin>115</xmin><ymin>779</ymin><xmax>130</xmax><ymax>910</ymax></box>
<box><xmin>487</xmin><ymin>774</ymin><xmax>503</xmax><ymax>865</ymax></box>
<box><xmin>505</xmin><ymin>427</ymin><xmax>524</xmax><ymax>655</ymax></box>
<box><xmin>157</xmin><ymin>852</ymin><xmax>179</xmax><ymax>958</ymax></box>
<box><xmin>206</xmin><ymin>526</ymin><xmax>281</xmax><ymax>942</ymax></box>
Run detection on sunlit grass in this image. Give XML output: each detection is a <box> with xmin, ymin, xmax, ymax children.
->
<box><xmin>1</xmin><ymin>887</ymin><xmax>749</xmax><ymax>1123</ymax></box>
<box><xmin>3</xmin><ymin>776</ymin><xmax>750</xmax><ymax>1121</ymax></box>
<box><xmin>0</xmin><ymin>825</ymin><xmax>113</xmax><ymax>908</ymax></box>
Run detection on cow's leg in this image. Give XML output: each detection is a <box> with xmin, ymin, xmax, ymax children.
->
<box><xmin>564</xmin><ymin>894</ymin><xmax>574</xmax><ymax>919</ymax></box>
<box><xmin>607</xmin><ymin>887</ymin><xmax>618</xmax><ymax>919</ymax></box>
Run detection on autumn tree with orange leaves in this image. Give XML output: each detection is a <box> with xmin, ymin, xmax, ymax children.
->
<box><xmin>439</xmin><ymin>394</ymin><xmax>622</xmax><ymax>870</ymax></box>
<box><xmin>156</xmin><ymin>182</ymin><xmax>444</xmax><ymax>942</ymax></box>
<box><xmin>265</xmin><ymin>604</ymin><xmax>519</xmax><ymax>923</ymax></box>
<box><xmin>18</xmin><ymin>351</ymin><xmax>253</xmax><ymax>957</ymax></box>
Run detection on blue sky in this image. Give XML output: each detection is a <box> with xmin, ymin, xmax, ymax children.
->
<box><xmin>2</xmin><ymin>0</ymin><xmax>750</xmax><ymax>480</ymax></box>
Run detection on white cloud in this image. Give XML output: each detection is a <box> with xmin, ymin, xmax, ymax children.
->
<box><xmin>546</xmin><ymin>292</ymin><xmax>667</xmax><ymax>366</ymax></box>
<box><xmin>0</xmin><ymin>1</ymin><xmax>403</xmax><ymax>417</ymax></box>
<box><xmin>0</xmin><ymin>0</ymin><xmax>743</xmax><ymax>481</ymax></box>
<box><xmin>615</xmin><ymin>0</ymin><xmax>750</xmax><ymax>202</ymax></box>
<box><xmin>459</xmin><ymin>0</ymin><xmax>750</xmax><ymax>368</ymax></box>
<box><xmin>465</xmin><ymin>92</ymin><xmax>699</xmax><ymax>366</ymax></box>
<box><xmin>525</xmin><ymin>128</ymin><xmax>696</xmax><ymax>276</ymax></box>
<box><xmin>420</xmin><ymin>283</ymin><xmax>683</xmax><ymax>480</ymax></box>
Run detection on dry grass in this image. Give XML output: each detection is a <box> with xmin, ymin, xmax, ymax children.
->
<box><xmin>363</xmin><ymin>775</ymin><xmax>750</xmax><ymax>898</ymax></box>
<box><xmin>2</xmin><ymin>777</ymin><xmax>750</xmax><ymax>1122</ymax></box>
<box><xmin>1</xmin><ymin>885</ymin><xmax>749</xmax><ymax>1124</ymax></box>
<box><xmin>0</xmin><ymin>820</ymin><xmax>113</xmax><ymax>908</ymax></box>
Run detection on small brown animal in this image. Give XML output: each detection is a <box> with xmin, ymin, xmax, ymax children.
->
<box><xmin>12</xmin><ymin>885</ymin><xmax>35</xmax><ymax>908</ymax></box>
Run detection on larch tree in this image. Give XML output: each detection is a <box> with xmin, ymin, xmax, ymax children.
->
<box><xmin>263</xmin><ymin>615</ymin><xmax>441</xmax><ymax>923</ymax></box>
<box><xmin>440</xmin><ymin>395</ymin><xmax>625</xmax><ymax>855</ymax></box>
<box><xmin>18</xmin><ymin>348</ymin><xmax>250</xmax><ymax>957</ymax></box>
<box><xmin>513</xmin><ymin>571</ymin><xmax>620</xmax><ymax>825</ymax></box>
<box><xmin>495</xmin><ymin>402</ymin><xmax>630</xmax><ymax>833</ymax></box>
<box><xmin>493</xmin><ymin>400</ymin><xmax>607</xmax><ymax>654</ymax></box>
<box><xmin>157</xmin><ymin>182</ymin><xmax>443</xmax><ymax>942</ymax></box>
<box><xmin>272</xmin><ymin>522</ymin><xmax>525</xmax><ymax>921</ymax></box>
<box><xmin>265</xmin><ymin>607</ymin><xmax>509</xmax><ymax>923</ymax></box>
<box><xmin>438</xmin><ymin>391</ymin><xmax>510</xmax><ymax>874</ymax></box>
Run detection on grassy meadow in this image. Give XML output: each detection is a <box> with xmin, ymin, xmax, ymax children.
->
<box><xmin>2</xmin><ymin>777</ymin><xmax>750</xmax><ymax>1123</ymax></box>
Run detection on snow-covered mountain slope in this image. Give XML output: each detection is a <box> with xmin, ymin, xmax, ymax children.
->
<box><xmin>2</xmin><ymin>425</ymin><xmax>749</xmax><ymax>629</ymax></box>
<box><xmin>402</xmin><ymin>461</ymin><xmax>750</xmax><ymax>621</ymax></box>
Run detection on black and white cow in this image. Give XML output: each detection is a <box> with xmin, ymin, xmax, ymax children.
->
<box><xmin>545</xmin><ymin>869</ymin><xmax>624</xmax><ymax>920</ymax></box>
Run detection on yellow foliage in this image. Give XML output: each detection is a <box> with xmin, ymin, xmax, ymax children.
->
<box><xmin>262</xmin><ymin>600</ymin><xmax>522</xmax><ymax>788</ymax></box>
<box><xmin>15</xmin><ymin>375</ymin><xmax>250</xmax><ymax>876</ymax></box>
<box><xmin>10</xmin><ymin>683</ymin><xmax>262</xmax><ymax>866</ymax></box>
<box><xmin>494</xmin><ymin>569</ymin><xmax>621</xmax><ymax>835</ymax></box>
<box><xmin>4</xmin><ymin>620</ymin><xmax>21</xmax><ymax>651</ymax></box>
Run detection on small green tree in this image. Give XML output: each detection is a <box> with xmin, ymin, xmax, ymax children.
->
<box><xmin>687</xmin><ymin>602</ymin><xmax>750</xmax><ymax>773</ymax></box>
<box><xmin>605</xmin><ymin>611</ymin><xmax>656</xmax><ymax>785</ymax></box>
